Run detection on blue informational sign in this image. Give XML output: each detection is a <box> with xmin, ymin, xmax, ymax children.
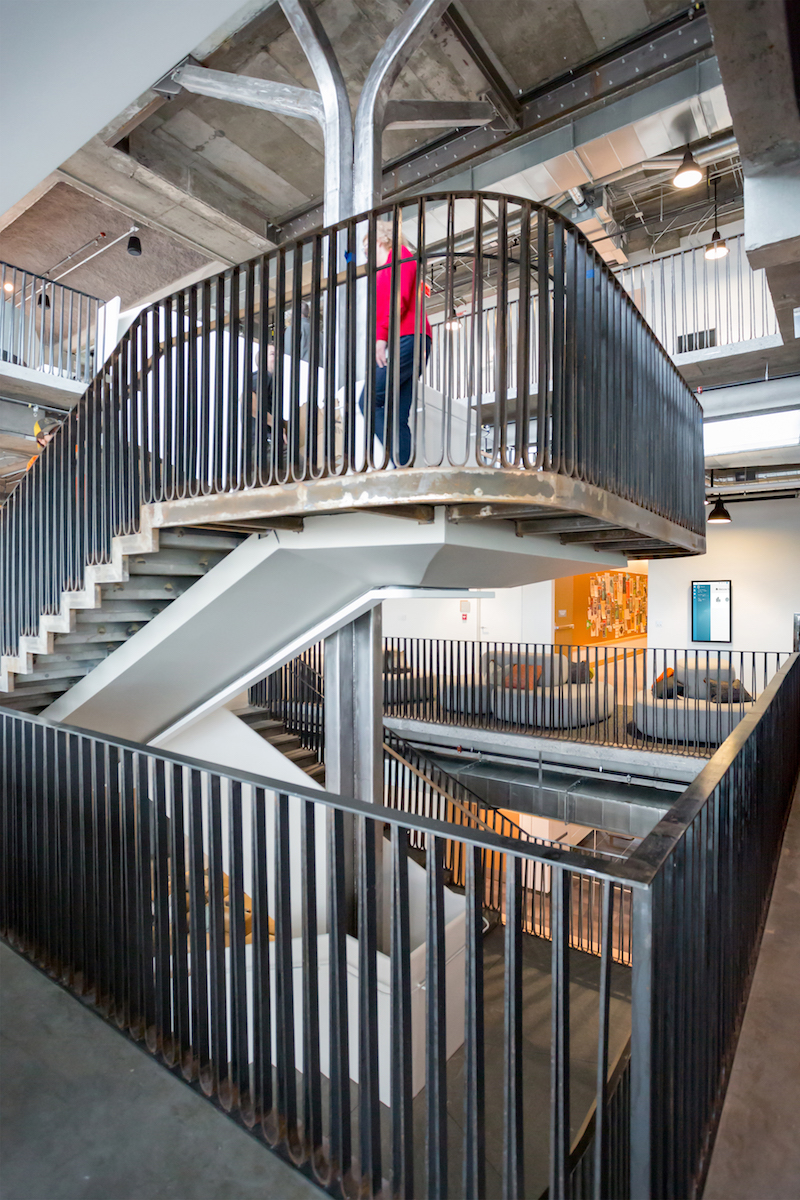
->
<box><xmin>692</xmin><ymin>580</ymin><xmax>732</xmax><ymax>643</ymax></box>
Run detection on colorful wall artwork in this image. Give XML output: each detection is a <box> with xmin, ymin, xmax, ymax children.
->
<box><xmin>587</xmin><ymin>571</ymin><xmax>648</xmax><ymax>639</ymax></box>
<box><xmin>554</xmin><ymin>570</ymin><xmax>648</xmax><ymax>645</ymax></box>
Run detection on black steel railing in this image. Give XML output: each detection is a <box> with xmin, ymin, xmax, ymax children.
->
<box><xmin>2</xmin><ymin>652</ymin><xmax>798</xmax><ymax>1199</ymax></box>
<box><xmin>382</xmin><ymin>637</ymin><xmax>789</xmax><ymax>756</ymax></box>
<box><xmin>384</xmin><ymin>729</ymin><xmax>633</xmax><ymax>965</ymax></box>
<box><xmin>0</xmin><ymin>260</ymin><xmax>104</xmax><ymax>384</ymax></box>
<box><xmin>249</xmin><ymin>637</ymin><xmax>788</xmax><ymax>757</ymax></box>
<box><xmin>2</xmin><ymin>191</ymin><xmax>703</xmax><ymax>661</ymax></box>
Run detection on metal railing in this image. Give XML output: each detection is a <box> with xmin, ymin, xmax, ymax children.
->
<box><xmin>2</xmin><ymin>653</ymin><xmax>798</xmax><ymax>1198</ymax></box>
<box><xmin>250</xmin><ymin>637</ymin><xmax>788</xmax><ymax>758</ymax></box>
<box><xmin>0</xmin><ymin>261</ymin><xmax>104</xmax><ymax>384</ymax></box>
<box><xmin>384</xmin><ymin>729</ymin><xmax>633</xmax><ymax>966</ymax></box>
<box><xmin>1</xmin><ymin>191</ymin><xmax>704</xmax><ymax>661</ymax></box>
<box><xmin>382</xmin><ymin>637</ymin><xmax>789</xmax><ymax>756</ymax></box>
<box><xmin>614</xmin><ymin>234</ymin><xmax>778</xmax><ymax>358</ymax></box>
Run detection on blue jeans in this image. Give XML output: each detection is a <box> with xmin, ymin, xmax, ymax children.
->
<box><xmin>360</xmin><ymin>334</ymin><xmax>431</xmax><ymax>467</ymax></box>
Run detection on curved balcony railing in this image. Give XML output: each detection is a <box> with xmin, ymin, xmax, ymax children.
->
<box><xmin>1</xmin><ymin>192</ymin><xmax>704</xmax><ymax>660</ymax></box>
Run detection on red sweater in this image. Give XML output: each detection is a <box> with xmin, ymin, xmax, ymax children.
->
<box><xmin>375</xmin><ymin>247</ymin><xmax>432</xmax><ymax>343</ymax></box>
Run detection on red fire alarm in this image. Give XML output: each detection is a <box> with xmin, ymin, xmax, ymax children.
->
<box><xmin>461</xmin><ymin>612</ymin><xmax>468</xmax><ymax>620</ymax></box>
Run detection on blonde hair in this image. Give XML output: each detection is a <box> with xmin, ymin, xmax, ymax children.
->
<box><xmin>363</xmin><ymin>215</ymin><xmax>413</xmax><ymax>253</ymax></box>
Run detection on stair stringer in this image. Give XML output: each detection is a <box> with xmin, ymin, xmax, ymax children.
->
<box><xmin>0</xmin><ymin>511</ymin><xmax>159</xmax><ymax>693</ymax></box>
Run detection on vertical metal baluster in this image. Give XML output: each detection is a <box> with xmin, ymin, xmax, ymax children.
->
<box><xmin>504</xmin><ymin>852</ymin><xmax>524</xmax><ymax>1199</ymax></box>
<box><xmin>151</xmin><ymin>758</ymin><xmax>171</xmax><ymax>1057</ymax></box>
<box><xmin>169</xmin><ymin>764</ymin><xmax>190</xmax><ymax>1070</ymax></box>
<box><xmin>251</xmin><ymin>787</ymin><xmax>275</xmax><ymax>1136</ymax></box>
<box><xmin>391</xmin><ymin>823</ymin><xmax>414</xmax><ymax>1198</ymax></box>
<box><xmin>300</xmin><ymin>797</ymin><xmax>323</xmax><ymax>1169</ymax></box>
<box><xmin>426</xmin><ymin>833</ymin><xmax>448</xmax><ymax>1199</ymax></box>
<box><xmin>550</xmin><ymin>864</ymin><xmax>571</xmax><ymax>1200</ymax></box>
<box><xmin>593</xmin><ymin>880</ymin><xmax>614</xmax><ymax>1200</ymax></box>
<box><xmin>207</xmin><ymin>775</ymin><xmax>228</xmax><ymax>1100</ymax></box>
<box><xmin>463</xmin><ymin>842</ymin><xmax>486</xmax><ymax>1200</ymax></box>
<box><xmin>228</xmin><ymin>780</ymin><xmax>250</xmax><ymax>1116</ymax></box>
<box><xmin>358</xmin><ymin>811</ymin><xmax>381</xmax><ymax>1195</ymax></box>
<box><xmin>187</xmin><ymin>769</ymin><xmax>210</xmax><ymax>1088</ymax></box>
<box><xmin>274</xmin><ymin>792</ymin><xmax>299</xmax><ymax>1155</ymax></box>
<box><xmin>135</xmin><ymin>754</ymin><xmax>155</xmax><ymax>1043</ymax></box>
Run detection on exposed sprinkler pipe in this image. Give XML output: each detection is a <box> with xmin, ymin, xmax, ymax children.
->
<box><xmin>52</xmin><ymin>226</ymin><xmax>139</xmax><ymax>283</ymax></box>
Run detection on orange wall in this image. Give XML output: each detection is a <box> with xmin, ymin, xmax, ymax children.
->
<box><xmin>554</xmin><ymin>571</ymin><xmax>648</xmax><ymax>646</ymax></box>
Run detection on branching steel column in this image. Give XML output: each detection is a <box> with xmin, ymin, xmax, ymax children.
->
<box><xmin>353</xmin><ymin>0</ymin><xmax>452</xmax><ymax>215</ymax></box>
<box><xmin>279</xmin><ymin>0</ymin><xmax>354</xmax><ymax>225</ymax></box>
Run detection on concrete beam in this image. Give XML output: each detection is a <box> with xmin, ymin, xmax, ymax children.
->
<box><xmin>56</xmin><ymin>137</ymin><xmax>275</xmax><ymax>266</ymax></box>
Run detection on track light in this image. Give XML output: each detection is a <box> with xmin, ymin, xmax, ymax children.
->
<box><xmin>36</xmin><ymin>293</ymin><xmax>51</xmax><ymax>308</ymax></box>
<box><xmin>705</xmin><ymin>179</ymin><xmax>729</xmax><ymax>260</ymax></box>
<box><xmin>673</xmin><ymin>147</ymin><xmax>702</xmax><ymax>189</ymax></box>
<box><xmin>127</xmin><ymin>234</ymin><xmax>142</xmax><ymax>257</ymax></box>
<box><xmin>707</xmin><ymin>496</ymin><xmax>732</xmax><ymax>523</ymax></box>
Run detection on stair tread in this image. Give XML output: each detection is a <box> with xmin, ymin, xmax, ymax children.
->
<box><xmin>158</xmin><ymin>530</ymin><xmax>244</xmax><ymax>551</ymax></box>
<box><xmin>126</xmin><ymin>549</ymin><xmax>226</xmax><ymax>575</ymax></box>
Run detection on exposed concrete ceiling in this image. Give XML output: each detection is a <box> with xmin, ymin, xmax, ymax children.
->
<box><xmin>1</xmin><ymin>0</ymin><xmax>692</xmax><ymax>305</ymax></box>
<box><xmin>0</xmin><ymin>0</ymin><xmax>277</xmax><ymax>215</ymax></box>
<box><xmin>0</xmin><ymin>183</ymin><xmax>211</xmax><ymax>308</ymax></box>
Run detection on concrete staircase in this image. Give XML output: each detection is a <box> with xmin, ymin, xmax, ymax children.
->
<box><xmin>1</xmin><ymin>528</ymin><xmax>242</xmax><ymax>714</ymax></box>
<box><xmin>238</xmin><ymin>707</ymin><xmax>325</xmax><ymax>784</ymax></box>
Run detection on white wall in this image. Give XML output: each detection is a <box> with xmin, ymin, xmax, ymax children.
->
<box><xmin>648</xmin><ymin>498</ymin><xmax>800</xmax><ymax>652</ymax></box>
<box><xmin>382</xmin><ymin>580</ymin><xmax>554</xmax><ymax>646</ymax></box>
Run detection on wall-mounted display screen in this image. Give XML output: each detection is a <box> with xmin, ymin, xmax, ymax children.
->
<box><xmin>692</xmin><ymin>580</ymin><xmax>732</xmax><ymax>643</ymax></box>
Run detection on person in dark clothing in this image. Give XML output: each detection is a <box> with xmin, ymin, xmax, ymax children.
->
<box><xmin>250</xmin><ymin>342</ymin><xmax>285</xmax><ymax>476</ymax></box>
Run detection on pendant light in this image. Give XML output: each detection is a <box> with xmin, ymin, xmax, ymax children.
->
<box><xmin>445</xmin><ymin>306</ymin><xmax>461</xmax><ymax>331</ymax></box>
<box><xmin>705</xmin><ymin>178</ymin><xmax>729</xmax><ymax>260</ymax></box>
<box><xmin>673</xmin><ymin>146</ymin><xmax>703</xmax><ymax>189</ymax></box>
<box><xmin>707</xmin><ymin>496</ymin><xmax>732</xmax><ymax>523</ymax></box>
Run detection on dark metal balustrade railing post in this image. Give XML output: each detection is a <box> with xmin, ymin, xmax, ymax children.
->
<box><xmin>3</xmin><ymin>192</ymin><xmax>703</xmax><ymax>680</ymax></box>
<box><xmin>1</xmin><ymin>653</ymin><xmax>799</xmax><ymax>1200</ymax></box>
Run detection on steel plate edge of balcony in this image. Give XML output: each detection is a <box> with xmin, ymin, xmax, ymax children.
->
<box><xmin>147</xmin><ymin>466</ymin><xmax>706</xmax><ymax>558</ymax></box>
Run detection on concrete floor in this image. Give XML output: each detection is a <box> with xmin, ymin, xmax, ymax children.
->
<box><xmin>0</xmin><ymin>923</ymin><xmax>630</xmax><ymax>1200</ymax></box>
<box><xmin>704</xmin><ymin>776</ymin><xmax>800</xmax><ymax>1200</ymax></box>
<box><xmin>0</xmin><ymin>944</ymin><xmax>322</xmax><ymax>1200</ymax></box>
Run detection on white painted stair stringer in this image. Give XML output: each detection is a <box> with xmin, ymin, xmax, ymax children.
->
<box><xmin>0</xmin><ymin>510</ymin><xmax>159</xmax><ymax>693</ymax></box>
<box><xmin>36</xmin><ymin>506</ymin><xmax>623</xmax><ymax>744</ymax></box>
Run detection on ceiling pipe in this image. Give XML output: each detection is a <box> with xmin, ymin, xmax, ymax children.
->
<box><xmin>641</xmin><ymin>133</ymin><xmax>739</xmax><ymax>171</ymax></box>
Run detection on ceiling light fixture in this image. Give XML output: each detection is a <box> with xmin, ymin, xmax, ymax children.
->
<box><xmin>673</xmin><ymin>146</ymin><xmax>703</xmax><ymax>189</ymax></box>
<box><xmin>2</xmin><ymin>281</ymin><xmax>13</xmax><ymax>293</ymax></box>
<box><xmin>127</xmin><ymin>234</ymin><xmax>142</xmax><ymax>257</ymax></box>
<box><xmin>707</xmin><ymin>495</ymin><xmax>732</xmax><ymax>523</ymax></box>
<box><xmin>445</xmin><ymin>306</ymin><xmax>461</xmax><ymax>331</ymax></box>
<box><xmin>705</xmin><ymin>178</ymin><xmax>729</xmax><ymax>260</ymax></box>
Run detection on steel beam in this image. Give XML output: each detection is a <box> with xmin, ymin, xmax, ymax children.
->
<box><xmin>324</xmin><ymin>607</ymin><xmax>384</xmax><ymax>941</ymax></box>
<box><xmin>173</xmin><ymin>63</ymin><xmax>323</xmax><ymax>122</ymax></box>
<box><xmin>284</xmin><ymin>13</ymin><xmax>715</xmax><ymax>239</ymax></box>
<box><xmin>324</xmin><ymin>607</ymin><xmax>383</xmax><ymax>806</ymax></box>
<box><xmin>384</xmin><ymin>100</ymin><xmax>495</xmax><ymax>129</ymax></box>
<box><xmin>279</xmin><ymin>0</ymin><xmax>354</xmax><ymax>225</ymax></box>
<box><xmin>559</xmin><ymin>528</ymin><xmax>647</xmax><ymax>545</ymax></box>
<box><xmin>442</xmin><ymin>1</ymin><xmax>522</xmax><ymax>129</ymax></box>
<box><xmin>515</xmin><ymin>516</ymin><xmax>615</xmax><ymax>535</ymax></box>
<box><xmin>353</xmin><ymin>0</ymin><xmax>452</xmax><ymax>215</ymax></box>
